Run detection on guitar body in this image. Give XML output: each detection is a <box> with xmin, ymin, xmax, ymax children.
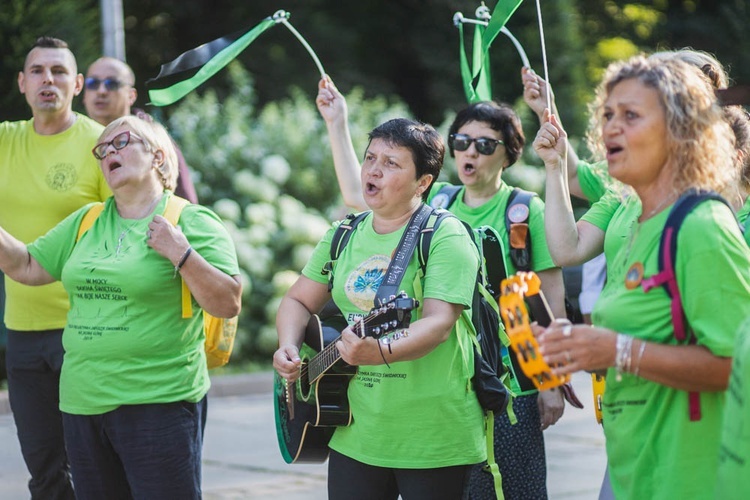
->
<box><xmin>274</xmin><ymin>314</ymin><xmax>355</xmax><ymax>464</ymax></box>
<box><xmin>274</xmin><ymin>293</ymin><xmax>418</xmax><ymax>464</ymax></box>
<box><xmin>274</xmin><ymin>292</ymin><xmax>419</xmax><ymax>464</ymax></box>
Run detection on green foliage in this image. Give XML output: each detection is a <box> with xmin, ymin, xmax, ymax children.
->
<box><xmin>167</xmin><ymin>62</ymin><xmax>410</xmax><ymax>360</ymax></box>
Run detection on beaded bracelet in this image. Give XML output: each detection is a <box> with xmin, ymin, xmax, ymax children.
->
<box><xmin>173</xmin><ymin>246</ymin><xmax>193</xmax><ymax>278</ymax></box>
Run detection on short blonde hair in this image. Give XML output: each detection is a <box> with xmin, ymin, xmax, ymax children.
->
<box><xmin>99</xmin><ymin>115</ymin><xmax>179</xmax><ymax>191</ymax></box>
<box><xmin>586</xmin><ymin>55</ymin><xmax>736</xmax><ymax>195</ymax></box>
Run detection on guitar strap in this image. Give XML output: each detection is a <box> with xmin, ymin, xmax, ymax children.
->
<box><xmin>374</xmin><ymin>204</ymin><xmax>433</xmax><ymax>307</ymax></box>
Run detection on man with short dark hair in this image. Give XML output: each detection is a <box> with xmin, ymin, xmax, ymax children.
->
<box><xmin>0</xmin><ymin>36</ymin><xmax>110</xmax><ymax>499</ymax></box>
<box><xmin>83</xmin><ymin>57</ymin><xmax>198</xmax><ymax>203</ymax></box>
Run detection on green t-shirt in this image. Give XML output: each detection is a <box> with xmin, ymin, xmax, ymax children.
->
<box><xmin>716</xmin><ymin>319</ymin><xmax>750</xmax><ymax>500</ymax></box>
<box><xmin>592</xmin><ymin>199</ymin><xmax>750</xmax><ymax>500</ymax></box>
<box><xmin>579</xmin><ymin>188</ymin><xmax>629</xmax><ymax>234</ymax></box>
<box><xmin>0</xmin><ymin>115</ymin><xmax>111</xmax><ymax>330</ymax></box>
<box><xmin>28</xmin><ymin>193</ymin><xmax>240</xmax><ymax>415</ymax></box>
<box><xmin>302</xmin><ymin>211</ymin><xmax>486</xmax><ymax>468</ymax></box>
<box><xmin>577</xmin><ymin>159</ymin><xmax>617</xmax><ymax>203</ymax></box>
<box><xmin>427</xmin><ymin>181</ymin><xmax>556</xmax><ymax>275</ymax></box>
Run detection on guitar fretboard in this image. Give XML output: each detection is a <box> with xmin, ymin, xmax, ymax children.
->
<box><xmin>306</xmin><ymin>322</ymin><xmax>363</xmax><ymax>383</ymax></box>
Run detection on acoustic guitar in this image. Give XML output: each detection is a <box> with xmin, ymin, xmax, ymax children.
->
<box><xmin>274</xmin><ymin>292</ymin><xmax>418</xmax><ymax>464</ymax></box>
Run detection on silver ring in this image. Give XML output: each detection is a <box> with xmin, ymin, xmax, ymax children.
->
<box><xmin>146</xmin><ymin>229</ymin><xmax>153</xmax><ymax>238</ymax></box>
<box><xmin>562</xmin><ymin>324</ymin><xmax>573</xmax><ymax>337</ymax></box>
<box><xmin>565</xmin><ymin>350</ymin><xmax>572</xmax><ymax>364</ymax></box>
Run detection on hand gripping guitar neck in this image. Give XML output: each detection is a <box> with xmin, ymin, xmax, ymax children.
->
<box><xmin>499</xmin><ymin>272</ymin><xmax>569</xmax><ymax>391</ymax></box>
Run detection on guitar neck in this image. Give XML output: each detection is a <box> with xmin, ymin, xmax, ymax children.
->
<box><xmin>307</xmin><ymin>334</ymin><xmax>345</xmax><ymax>383</ymax></box>
<box><xmin>304</xmin><ymin>295</ymin><xmax>417</xmax><ymax>383</ymax></box>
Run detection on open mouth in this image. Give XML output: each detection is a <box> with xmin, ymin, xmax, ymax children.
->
<box><xmin>460</xmin><ymin>162</ymin><xmax>476</xmax><ymax>175</ymax></box>
<box><xmin>109</xmin><ymin>161</ymin><xmax>122</xmax><ymax>172</ymax></box>
<box><xmin>40</xmin><ymin>90</ymin><xmax>56</xmax><ymax>99</ymax></box>
<box><xmin>365</xmin><ymin>181</ymin><xmax>379</xmax><ymax>195</ymax></box>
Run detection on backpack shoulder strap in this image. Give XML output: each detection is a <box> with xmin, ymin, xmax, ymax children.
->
<box><xmin>641</xmin><ymin>188</ymin><xmax>732</xmax><ymax>421</ymax></box>
<box><xmin>163</xmin><ymin>194</ymin><xmax>190</xmax><ymax>226</ymax></box>
<box><xmin>161</xmin><ymin>194</ymin><xmax>193</xmax><ymax>319</ymax></box>
<box><xmin>505</xmin><ymin>187</ymin><xmax>536</xmax><ymax>271</ymax></box>
<box><xmin>642</xmin><ymin>189</ymin><xmax>730</xmax><ymax>340</ymax></box>
<box><xmin>76</xmin><ymin>203</ymin><xmax>106</xmax><ymax>242</ymax></box>
<box><xmin>475</xmin><ymin>225</ymin><xmax>507</xmax><ymax>300</ymax></box>
<box><xmin>329</xmin><ymin>211</ymin><xmax>370</xmax><ymax>261</ymax></box>
<box><xmin>416</xmin><ymin>209</ymin><xmax>458</xmax><ymax>274</ymax></box>
<box><xmin>429</xmin><ymin>184</ymin><xmax>462</xmax><ymax>210</ymax></box>
<box><xmin>323</xmin><ymin>211</ymin><xmax>370</xmax><ymax>292</ymax></box>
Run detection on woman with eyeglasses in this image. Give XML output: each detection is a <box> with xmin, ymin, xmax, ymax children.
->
<box><xmin>316</xmin><ymin>77</ymin><xmax>566</xmax><ymax>500</ymax></box>
<box><xmin>0</xmin><ymin>115</ymin><xmax>241</xmax><ymax>499</ymax></box>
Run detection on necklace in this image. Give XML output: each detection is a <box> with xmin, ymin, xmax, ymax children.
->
<box><xmin>619</xmin><ymin>193</ymin><xmax>678</xmax><ymax>285</ymax></box>
<box><xmin>114</xmin><ymin>195</ymin><xmax>162</xmax><ymax>256</ymax></box>
<box><xmin>115</xmin><ymin>220</ymin><xmax>140</xmax><ymax>256</ymax></box>
<box><xmin>639</xmin><ymin>193</ymin><xmax>677</xmax><ymax>222</ymax></box>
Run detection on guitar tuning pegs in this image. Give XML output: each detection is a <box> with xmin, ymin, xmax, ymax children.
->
<box><xmin>373</xmin><ymin>327</ymin><xmax>381</xmax><ymax>335</ymax></box>
<box><xmin>389</xmin><ymin>320</ymin><xmax>397</xmax><ymax>328</ymax></box>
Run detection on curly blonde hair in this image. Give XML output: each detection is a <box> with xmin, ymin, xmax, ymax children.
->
<box><xmin>649</xmin><ymin>48</ymin><xmax>729</xmax><ymax>89</ymax></box>
<box><xmin>586</xmin><ymin>55</ymin><xmax>736</xmax><ymax>195</ymax></box>
<box><xmin>99</xmin><ymin>115</ymin><xmax>179</xmax><ymax>191</ymax></box>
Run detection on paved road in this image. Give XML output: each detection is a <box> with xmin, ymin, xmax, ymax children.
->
<box><xmin>0</xmin><ymin>371</ymin><xmax>606</xmax><ymax>499</ymax></box>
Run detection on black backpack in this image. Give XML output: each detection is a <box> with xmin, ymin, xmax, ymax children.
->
<box><xmin>430</xmin><ymin>184</ymin><xmax>583</xmax><ymax>394</ymax></box>
<box><xmin>325</xmin><ymin>208</ymin><xmax>511</xmax><ymax>415</ymax></box>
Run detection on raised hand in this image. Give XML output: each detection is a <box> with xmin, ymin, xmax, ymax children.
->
<box><xmin>522</xmin><ymin>67</ymin><xmax>555</xmax><ymax>121</ymax></box>
<box><xmin>315</xmin><ymin>74</ymin><xmax>348</xmax><ymax>127</ymax></box>
<box><xmin>533</xmin><ymin>109</ymin><xmax>568</xmax><ymax>170</ymax></box>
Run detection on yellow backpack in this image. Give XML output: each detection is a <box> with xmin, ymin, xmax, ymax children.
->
<box><xmin>76</xmin><ymin>195</ymin><xmax>237</xmax><ymax>369</ymax></box>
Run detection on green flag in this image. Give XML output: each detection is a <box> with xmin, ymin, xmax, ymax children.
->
<box><xmin>458</xmin><ymin>0</ymin><xmax>524</xmax><ymax>103</ymax></box>
<box><xmin>146</xmin><ymin>18</ymin><xmax>276</xmax><ymax>106</ymax></box>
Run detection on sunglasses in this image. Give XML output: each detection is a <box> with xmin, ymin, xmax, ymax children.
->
<box><xmin>92</xmin><ymin>131</ymin><xmax>144</xmax><ymax>160</ymax></box>
<box><xmin>84</xmin><ymin>77</ymin><xmax>128</xmax><ymax>91</ymax></box>
<box><xmin>449</xmin><ymin>133</ymin><xmax>504</xmax><ymax>156</ymax></box>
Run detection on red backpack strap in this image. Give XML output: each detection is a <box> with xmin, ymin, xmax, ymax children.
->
<box><xmin>641</xmin><ymin>189</ymin><xmax>734</xmax><ymax>421</ymax></box>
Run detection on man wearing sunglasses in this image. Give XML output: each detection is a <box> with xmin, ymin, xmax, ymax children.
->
<box><xmin>83</xmin><ymin>57</ymin><xmax>198</xmax><ymax>203</ymax></box>
<box><xmin>0</xmin><ymin>36</ymin><xmax>110</xmax><ymax>500</ymax></box>
<box><xmin>82</xmin><ymin>57</ymin><xmax>137</xmax><ymax>128</ymax></box>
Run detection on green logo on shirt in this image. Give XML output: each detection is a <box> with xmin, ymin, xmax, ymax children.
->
<box><xmin>46</xmin><ymin>163</ymin><xmax>77</xmax><ymax>191</ymax></box>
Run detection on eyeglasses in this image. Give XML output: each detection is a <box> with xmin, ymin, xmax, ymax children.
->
<box><xmin>449</xmin><ymin>133</ymin><xmax>504</xmax><ymax>155</ymax></box>
<box><xmin>92</xmin><ymin>131</ymin><xmax>143</xmax><ymax>160</ymax></box>
<box><xmin>84</xmin><ymin>77</ymin><xmax>128</xmax><ymax>91</ymax></box>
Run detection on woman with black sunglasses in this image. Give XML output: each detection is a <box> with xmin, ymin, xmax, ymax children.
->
<box><xmin>316</xmin><ymin>75</ymin><xmax>567</xmax><ymax>500</ymax></box>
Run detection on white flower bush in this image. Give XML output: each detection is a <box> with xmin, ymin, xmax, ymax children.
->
<box><xmin>261</xmin><ymin>154</ymin><xmax>291</xmax><ymax>185</ymax></box>
<box><xmin>213</xmin><ymin>198</ymin><xmax>242</xmax><ymax>222</ymax></box>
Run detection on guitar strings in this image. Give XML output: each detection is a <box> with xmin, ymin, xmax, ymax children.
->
<box><xmin>299</xmin><ymin>313</ymin><xmax>394</xmax><ymax>381</ymax></box>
